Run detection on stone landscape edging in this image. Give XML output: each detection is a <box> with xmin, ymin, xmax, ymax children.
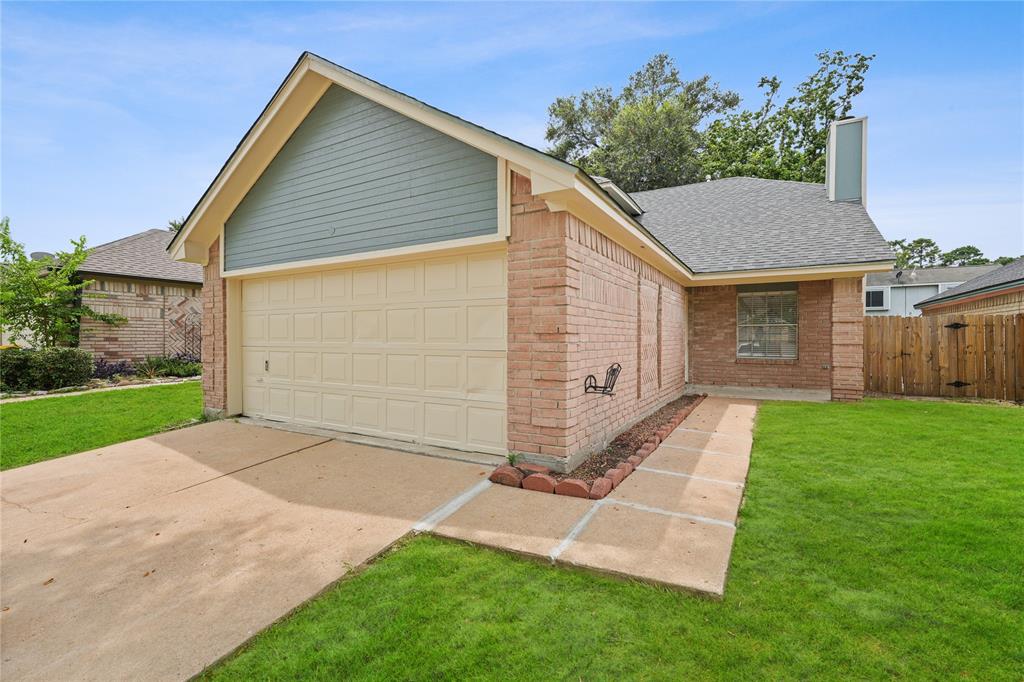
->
<box><xmin>488</xmin><ymin>394</ymin><xmax>707</xmax><ymax>499</ymax></box>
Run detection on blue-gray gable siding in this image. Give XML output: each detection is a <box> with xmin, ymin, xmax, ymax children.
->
<box><xmin>224</xmin><ymin>85</ymin><xmax>498</xmax><ymax>271</ymax></box>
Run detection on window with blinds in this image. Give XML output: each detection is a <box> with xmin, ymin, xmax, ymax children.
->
<box><xmin>737</xmin><ymin>290</ymin><xmax>798</xmax><ymax>359</ymax></box>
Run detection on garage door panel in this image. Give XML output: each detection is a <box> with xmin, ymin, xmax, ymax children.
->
<box><xmin>294</xmin><ymin>313</ymin><xmax>320</xmax><ymax>342</ymax></box>
<box><xmin>351</xmin><ymin>395</ymin><xmax>384</xmax><ymax>431</ymax></box>
<box><xmin>466</xmin><ymin>355</ymin><xmax>505</xmax><ymax>396</ymax></box>
<box><xmin>352</xmin><ymin>353</ymin><xmax>383</xmax><ymax>386</ymax></box>
<box><xmin>352</xmin><ymin>310</ymin><xmax>382</xmax><ymax>342</ymax></box>
<box><xmin>386</xmin><ymin>354</ymin><xmax>419</xmax><ymax>389</ymax></box>
<box><xmin>293</xmin><ymin>273</ymin><xmax>321</xmax><ymax>304</ymax></box>
<box><xmin>385</xmin><ymin>399</ymin><xmax>419</xmax><ymax>437</ymax></box>
<box><xmin>423</xmin><ymin>402</ymin><xmax>462</xmax><ymax>446</ymax></box>
<box><xmin>267</xmin><ymin>388</ymin><xmax>291</xmax><ymax>420</ymax></box>
<box><xmin>322</xmin><ymin>353</ymin><xmax>350</xmax><ymax>384</ymax></box>
<box><xmin>267</xmin><ymin>314</ymin><xmax>291</xmax><ymax>342</ymax></box>
<box><xmin>351</xmin><ymin>267</ymin><xmax>383</xmax><ymax>300</ymax></box>
<box><xmin>467</xmin><ymin>251</ymin><xmax>506</xmax><ymax>295</ymax></box>
<box><xmin>293</xmin><ymin>390</ymin><xmax>320</xmax><ymax>423</ymax></box>
<box><xmin>424</xmin><ymin>354</ymin><xmax>461</xmax><ymax>392</ymax></box>
<box><xmin>466</xmin><ymin>406</ymin><xmax>506</xmax><ymax>450</ymax></box>
<box><xmin>322</xmin><ymin>311</ymin><xmax>351</xmax><ymax>342</ymax></box>
<box><xmin>386</xmin><ymin>308</ymin><xmax>420</xmax><ymax>343</ymax></box>
<box><xmin>322</xmin><ymin>270</ymin><xmax>350</xmax><ymax>303</ymax></box>
<box><xmin>467</xmin><ymin>304</ymin><xmax>506</xmax><ymax>346</ymax></box>
<box><xmin>424</xmin><ymin>307</ymin><xmax>462</xmax><ymax>344</ymax></box>
<box><xmin>244</xmin><ymin>314</ymin><xmax>267</xmax><ymax>344</ymax></box>
<box><xmin>267</xmin><ymin>351</ymin><xmax>292</xmax><ymax>381</ymax></box>
<box><xmin>267</xmin><ymin>278</ymin><xmax>291</xmax><ymax>307</ymax></box>
<box><xmin>322</xmin><ymin>393</ymin><xmax>349</xmax><ymax>428</ymax></box>
<box><xmin>241</xmin><ymin>248</ymin><xmax>506</xmax><ymax>455</ymax></box>
<box><xmin>386</xmin><ymin>262</ymin><xmax>421</xmax><ymax>298</ymax></box>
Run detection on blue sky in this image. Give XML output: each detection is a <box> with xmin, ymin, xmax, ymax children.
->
<box><xmin>2</xmin><ymin>1</ymin><xmax>1022</xmax><ymax>259</ymax></box>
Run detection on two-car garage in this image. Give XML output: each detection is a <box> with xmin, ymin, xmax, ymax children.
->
<box><xmin>240</xmin><ymin>247</ymin><xmax>508</xmax><ymax>455</ymax></box>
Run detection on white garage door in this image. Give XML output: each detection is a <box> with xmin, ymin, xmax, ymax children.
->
<box><xmin>240</xmin><ymin>247</ymin><xmax>507</xmax><ymax>455</ymax></box>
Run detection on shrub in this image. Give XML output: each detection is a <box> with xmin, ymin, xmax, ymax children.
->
<box><xmin>92</xmin><ymin>358</ymin><xmax>135</xmax><ymax>380</ymax></box>
<box><xmin>136</xmin><ymin>355</ymin><xmax>202</xmax><ymax>378</ymax></box>
<box><xmin>0</xmin><ymin>346</ymin><xmax>93</xmax><ymax>391</ymax></box>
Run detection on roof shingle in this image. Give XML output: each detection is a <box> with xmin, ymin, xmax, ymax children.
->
<box><xmin>631</xmin><ymin>177</ymin><xmax>894</xmax><ymax>274</ymax></box>
<box><xmin>80</xmin><ymin>229</ymin><xmax>203</xmax><ymax>284</ymax></box>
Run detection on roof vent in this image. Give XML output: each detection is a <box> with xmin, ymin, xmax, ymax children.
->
<box><xmin>593</xmin><ymin>177</ymin><xmax>643</xmax><ymax>217</ymax></box>
<box><xmin>826</xmin><ymin>116</ymin><xmax>867</xmax><ymax>206</ymax></box>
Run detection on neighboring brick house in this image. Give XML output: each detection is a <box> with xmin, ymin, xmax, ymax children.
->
<box><xmin>169</xmin><ymin>53</ymin><xmax>894</xmax><ymax>471</ymax></box>
<box><xmin>915</xmin><ymin>257</ymin><xmax>1024</xmax><ymax>316</ymax></box>
<box><xmin>78</xmin><ymin>229</ymin><xmax>203</xmax><ymax>363</ymax></box>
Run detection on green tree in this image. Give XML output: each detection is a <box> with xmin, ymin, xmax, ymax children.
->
<box><xmin>167</xmin><ymin>216</ymin><xmax>186</xmax><ymax>232</ymax></box>
<box><xmin>0</xmin><ymin>218</ymin><xmax>124</xmax><ymax>347</ymax></box>
<box><xmin>701</xmin><ymin>51</ymin><xmax>874</xmax><ymax>183</ymax></box>
<box><xmin>993</xmin><ymin>255</ymin><xmax>1021</xmax><ymax>266</ymax></box>
<box><xmin>545</xmin><ymin>54</ymin><xmax>739</xmax><ymax>192</ymax></box>
<box><xmin>888</xmin><ymin>238</ymin><xmax>942</xmax><ymax>269</ymax></box>
<box><xmin>940</xmin><ymin>245</ymin><xmax>990</xmax><ymax>267</ymax></box>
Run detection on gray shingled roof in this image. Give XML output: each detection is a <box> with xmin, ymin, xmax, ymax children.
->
<box><xmin>916</xmin><ymin>257</ymin><xmax>1024</xmax><ymax>308</ymax></box>
<box><xmin>80</xmin><ymin>229</ymin><xmax>203</xmax><ymax>284</ymax></box>
<box><xmin>630</xmin><ymin>177</ymin><xmax>894</xmax><ymax>273</ymax></box>
<box><xmin>866</xmin><ymin>264</ymin><xmax>1000</xmax><ymax>287</ymax></box>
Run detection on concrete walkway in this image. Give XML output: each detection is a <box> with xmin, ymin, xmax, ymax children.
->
<box><xmin>432</xmin><ymin>396</ymin><xmax>757</xmax><ymax>596</ymax></box>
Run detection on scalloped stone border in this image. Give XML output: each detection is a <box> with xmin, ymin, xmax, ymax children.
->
<box><xmin>488</xmin><ymin>394</ymin><xmax>707</xmax><ymax>499</ymax></box>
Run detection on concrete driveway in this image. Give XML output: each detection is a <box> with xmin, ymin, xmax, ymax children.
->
<box><xmin>0</xmin><ymin>421</ymin><xmax>490</xmax><ymax>681</ymax></box>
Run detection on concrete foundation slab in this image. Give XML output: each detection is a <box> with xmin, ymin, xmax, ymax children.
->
<box><xmin>608</xmin><ymin>470</ymin><xmax>744</xmax><ymax>524</ymax></box>
<box><xmin>434</xmin><ymin>484</ymin><xmax>593</xmax><ymax>557</ymax></box>
<box><xmin>558</xmin><ymin>503</ymin><xmax>736</xmax><ymax>596</ymax></box>
<box><xmin>640</xmin><ymin>447</ymin><xmax>750</xmax><ymax>484</ymax></box>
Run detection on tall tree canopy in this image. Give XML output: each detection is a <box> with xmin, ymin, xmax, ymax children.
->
<box><xmin>701</xmin><ymin>51</ymin><xmax>874</xmax><ymax>183</ymax></box>
<box><xmin>544</xmin><ymin>54</ymin><xmax>738</xmax><ymax>192</ymax></box>
<box><xmin>887</xmin><ymin>237</ymin><xmax>1020</xmax><ymax>269</ymax></box>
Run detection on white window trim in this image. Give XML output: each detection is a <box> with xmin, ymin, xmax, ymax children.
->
<box><xmin>865</xmin><ymin>286</ymin><xmax>890</xmax><ymax>311</ymax></box>
<box><xmin>736</xmin><ymin>290</ymin><xmax>799</xmax><ymax>360</ymax></box>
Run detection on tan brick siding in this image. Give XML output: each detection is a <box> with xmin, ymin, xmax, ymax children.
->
<box><xmin>688</xmin><ymin>281</ymin><xmax>832</xmax><ymax>391</ymax></box>
<box><xmin>920</xmin><ymin>289</ymin><xmax>1024</xmax><ymax>316</ymax></box>
<box><xmin>80</xmin><ymin>277</ymin><xmax>201</xmax><ymax>363</ymax></box>
<box><xmin>202</xmin><ymin>239</ymin><xmax>228</xmax><ymax>414</ymax></box>
<box><xmin>507</xmin><ymin>172</ymin><xmax>686</xmax><ymax>463</ymax></box>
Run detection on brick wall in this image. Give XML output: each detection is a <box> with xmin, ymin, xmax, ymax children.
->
<box><xmin>830</xmin><ymin>277</ymin><xmax>864</xmax><ymax>401</ymax></box>
<box><xmin>687</xmin><ymin>281</ymin><xmax>832</xmax><ymax>390</ymax></box>
<box><xmin>920</xmin><ymin>288</ymin><xmax>1024</xmax><ymax>316</ymax></box>
<box><xmin>202</xmin><ymin>239</ymin><xmax>228</xmax><ymax>415</ymax></box>
<box><xmin>507</xmin><ymin>173</ymin><xmax>686</xmax><ymax>469</ymax></box>
<box><xmin>80</xmin><ymin>277</ymin><xmax>201</xmax><ymax>363</ymax></box>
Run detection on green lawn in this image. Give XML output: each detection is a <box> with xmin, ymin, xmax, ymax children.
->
<box><xmin>0</xmin><ymin>381</ymin><xmax>202</xmax><ymax>470</ymax></box>
<box><xmin>205</xmin><ymin>399</ymin><xmax>1023</xmax><ymax>680</ymax></box>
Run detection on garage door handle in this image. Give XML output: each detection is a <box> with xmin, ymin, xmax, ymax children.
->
<box><xmin>265</xmin><ymin>360</ymin><xmax>269</xmax><ymax>371</ymax></box>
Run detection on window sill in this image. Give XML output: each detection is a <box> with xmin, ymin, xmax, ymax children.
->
<box><xmin>736</xmin><ymin>357</ymin><xmax>799</xmax><ymax>365</ymax></box>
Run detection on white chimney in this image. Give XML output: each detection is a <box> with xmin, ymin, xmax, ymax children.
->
<box><xmin>826</xmin><ymin>116</ymin><xmax>867</xmax><ymax>206</ymax></box>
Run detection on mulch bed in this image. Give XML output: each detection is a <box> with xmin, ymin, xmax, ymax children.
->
<box><xmin>553</xmin><ymin>393</ymin><xmax>703</xmax><ymax>485</ymax></box>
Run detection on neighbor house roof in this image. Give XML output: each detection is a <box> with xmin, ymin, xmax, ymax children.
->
<box><xmin>915</xmin><ymin>257</ymin><xmax>1024</xmax><ymax>309</ymax></box>
<box><xmin>80</xmin><ymin>229</ymin><xmax>203</xmax><ymax>284</ymax></box>
<box><xmin>866</xmin><ymin>264</ymin><xmax>1000</xmax><ymax>287</ymax></box>
<box><xmin>631</xmin><ymin>177</ymin><xmax>894</xmax><ymax>274</ymax></box>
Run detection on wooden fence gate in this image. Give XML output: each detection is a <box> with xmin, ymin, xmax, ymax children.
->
<box><xmin>864</xmin><ymin>314</ymin><xmax>1023</xmax><ymax>401</ymax></box>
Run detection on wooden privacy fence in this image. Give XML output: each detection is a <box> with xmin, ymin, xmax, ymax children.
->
<box><xmin>864</xmin><ymin>314</ymin><xmax>1023</xmax><ymax>401</ymax></box>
